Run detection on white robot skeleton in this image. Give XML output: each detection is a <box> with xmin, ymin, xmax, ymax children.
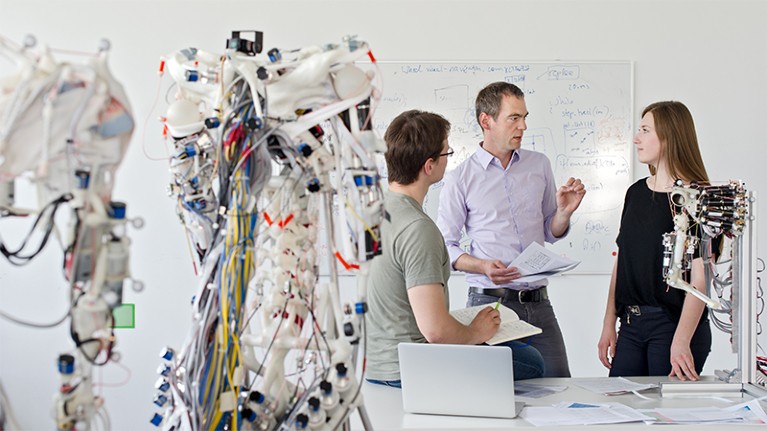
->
<box><xmin>660</xmin><ymin>179</ymin><xmax>764</xmax><ymax>387</ymax></box>
<box><xmin>0</xmin><ymin>34</ymin><xmax>138</xmax><ymax>431</ymax></box>
<box><xmin>153</xmin><ymin>32</ymin><xmax>384</xmax><ymax>431</ymax></box>
<box><xmin>662</xmin><ymin>180</ymin><xmax>749</xmax><ymax>310</ymax></box>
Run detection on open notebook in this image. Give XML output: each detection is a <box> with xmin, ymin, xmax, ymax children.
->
<box><xmin>450</xmin><ymin>304</ymin><xmax>542</xmax><ymax>345</ymax></box>
<box><xmin>398</xmin><ymin>343</ymin><xmax>525</xmax><ymax>418</ymax></box>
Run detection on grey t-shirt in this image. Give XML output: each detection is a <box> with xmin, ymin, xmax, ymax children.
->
<box><xmin>366</xmin><ymin>192</ymin><xmax>451</xmax><ymax>380</ymax></box>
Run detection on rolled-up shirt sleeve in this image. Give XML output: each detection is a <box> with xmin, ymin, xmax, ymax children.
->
<box><xmin>437</xmin><ymin>170</ymin><xmax>467</xmax><ymax>269</ymax></box>
<box><xmin>542</xmin><ymin>159</ymin><xmax>567</xmax><ymax>243</ymax></box>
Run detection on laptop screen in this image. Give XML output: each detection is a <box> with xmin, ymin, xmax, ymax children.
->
<box><xmin>397</xmin><ymin>343</ymin><xmax>522</xmax><ymax>419</ymax></box>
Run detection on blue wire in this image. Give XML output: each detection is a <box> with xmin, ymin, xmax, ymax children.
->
<box><xmin>181</xmin><ymin>199</ymin><xmax>215</xmax><ymax>225</ymax></box>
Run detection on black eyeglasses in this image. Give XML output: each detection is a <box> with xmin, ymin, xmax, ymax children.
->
<box><xmin>438</xmin><ymin>147</ymin><xmax>454</xmax><ymax>158</ymax></box>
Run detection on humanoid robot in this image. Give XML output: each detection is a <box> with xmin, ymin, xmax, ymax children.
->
<box><xmin>151</xmin><ymin>32</ymin><xmax>384</xmax><ymax>431</ymax></box>
<box><xmin>0</xmin><ymin>34</ymin><xmax>138</xmax><ymax>431</ymax></box>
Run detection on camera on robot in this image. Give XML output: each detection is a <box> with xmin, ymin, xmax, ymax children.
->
<box><xmin>226</xmin><ymin>30</ymin><xmax>263</xmax><ymax>56</ymax></box>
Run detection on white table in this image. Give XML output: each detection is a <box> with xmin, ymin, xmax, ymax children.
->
<box><xmin>349</xmin><ymin>376</ymin><xmax>767</xmax><ymax>430</ymax></box>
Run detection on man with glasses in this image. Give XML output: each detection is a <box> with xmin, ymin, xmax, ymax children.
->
<box><xmin>365</xmin><ymin>110</ymin><xmax>544</xmax><ymax>387</ymax></box>
<box><xmin>437</xmin><ymin>82</ymin><xmax>586</xmax><ymax>377</ymax></box>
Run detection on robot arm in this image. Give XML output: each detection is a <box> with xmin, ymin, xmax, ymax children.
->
<box><xmin>662</xmin><ymin>213</ymin><xmax>720</xmax><ymax>309</ymax></box>
<box><xmin>663</xmin><ymin>180</ymin><xmax>749</xmax><ymax>310</ymax></box>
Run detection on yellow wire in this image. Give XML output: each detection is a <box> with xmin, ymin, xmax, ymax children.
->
<box><xmin>210</xmin><ymin>410</ymin><xmax>223</xmax><ymax>431</ymax></box>
<box><xmin>205</xmin><ymin>327</ymin><xmax>224</xmax><ymax>430</ymax></box>
<box><xmin>218</xmin><ymin>174</ymin><xmax>254</xmax><ymax>431</ymax></box>
<box><xmin>197</xmin><ymin>165</ymin><xmax>263</xmax><ymax>430</ymax></box>
<box><xmin>345</xmin><ymin>198</ymin><xmax>380</xmax><ymax>242</ymax></box>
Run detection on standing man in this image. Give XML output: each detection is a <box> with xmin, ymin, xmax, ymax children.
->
<box><xmin>366</xmin><ymin>110</ymin><xmax>544</xmax><ymax>387</ymax></box>
<box><xmin>437</xmin><ymin>82</ymin><xmax>586</xmax><ymax>377</ymax></box>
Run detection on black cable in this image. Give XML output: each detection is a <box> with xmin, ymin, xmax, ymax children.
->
<box><xmin>0</xmin><ymin>193</ymin><xmax>72</xmax><ymax>265</ymax></box>
<box><xmin>69</xmin><ymin>291</ymin><xmax>115</xmax><ymax>366</ymax></box>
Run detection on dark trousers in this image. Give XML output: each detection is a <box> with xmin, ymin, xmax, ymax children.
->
<box><xmin>609</xmin><ymin>308</ymin><xmax>711</xmax><ymax>377</ymax></box>
<box><xmin>468</xmin><ymin>292</ymin><xmax>571</xmax><ymax>377</ymax></box>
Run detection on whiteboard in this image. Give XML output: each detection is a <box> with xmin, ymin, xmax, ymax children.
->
<box><xmin>367</xmin><ymin>61</ymin><xmax>634</xmax><ymax>274</ymax></box>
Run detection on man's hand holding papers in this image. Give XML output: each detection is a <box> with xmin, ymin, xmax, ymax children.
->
<box><xmin>509</xmin><ymin>242</ymin><xmax>580</xmax><ymax>282</ymax></box>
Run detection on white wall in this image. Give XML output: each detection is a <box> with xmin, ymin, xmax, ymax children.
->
<box><xmin>0</xmin><ymin>1</ymin><xmax>765</xmax><ymax>429</ymax></box>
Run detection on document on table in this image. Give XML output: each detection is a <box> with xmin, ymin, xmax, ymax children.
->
<box><xmin>520</xmin><ymin>402</ymin><xmax>655</xmax><ymax>426</ymax></box>
<box><xmin>650</xmin><ymin>407</ymin><xmax>746</xmax><ymax>424</ymax></box>
<box><xmin>725</xmin><ymin>400</ymin><xmax>767</xmax><ymax>424</ymax></box>
<box><xmin>573</xmin><ymin>377</ymin><xmax>657</xmax><ymax>395</ymax></box>
<box><xmin>509</xmin><ymin>242</ymin><xmax>580</xmax><ymax>282</ymax></box>
<box><xmin>514</xmin><ymin>382</ymin><xmax>568</xmax><ymax>399</ymax></box>
<box><xmin>645</xmin><ymin>400</ymin><xmax>767</xmax><ymax>425</ymax></box>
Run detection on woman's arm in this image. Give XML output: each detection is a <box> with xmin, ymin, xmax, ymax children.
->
<box><xmin>669</xmin><ymin>257</ymin><xmax>708</xmax><ymax>380</ymax></box>
<box><xmin>598</xmin><ymin>257</ymin><xmax>619</xmax><ymax>369</ymax></box>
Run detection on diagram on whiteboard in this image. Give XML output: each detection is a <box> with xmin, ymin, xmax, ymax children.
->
<box><xmin>368</xmin><ymin>62</ymin><xmax>633</xmax><ymax>274</ymax></box>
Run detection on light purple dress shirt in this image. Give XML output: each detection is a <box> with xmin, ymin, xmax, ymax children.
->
<box><xmin>437</xmin><ymin>144</ymin><xmax>565</xmax><ymax>290</ymax></box>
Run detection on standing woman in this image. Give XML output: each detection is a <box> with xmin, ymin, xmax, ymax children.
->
<box><xmin>598</xmin><ymin>101</ymin><xmax>714</xmax><ymax>380</ymax></box>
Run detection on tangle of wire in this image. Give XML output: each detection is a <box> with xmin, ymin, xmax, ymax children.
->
<box><xmin>168</xmin><ymin>73</ymin><xmax>275</xmax><ymax>431</ymax></box>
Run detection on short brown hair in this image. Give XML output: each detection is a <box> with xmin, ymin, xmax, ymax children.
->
<box><xmin>475</xmin><ymin>82</ymin><xmax>525</xmax><ymax>128</ymax></box>
<box><xmin>384</xmin><ymin>110</ymin><xmax>450</xmax><ymax>185</ymax></box>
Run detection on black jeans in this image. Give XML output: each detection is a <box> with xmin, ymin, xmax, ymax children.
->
<box><xmin>609</xmin><ymin>307</ymin><xmax>711</xmax><ymax>377</ymax></box>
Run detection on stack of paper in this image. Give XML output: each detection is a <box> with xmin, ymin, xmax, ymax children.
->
<box><xmin>574</xmin><ymin>377</ymin><xmax>657</xmax><ymax>395</ymax></box>
<box><xmin>646</xmin><ymin>400</ymin><xmax>767</xmax><ymax>425</ymax></box>
<box><xmin>509</xmin><ymin>242</ymin><xmax>580</xmax><ymax>282</ymax></box>
<box><xmin>520</xmin><ymin>402</ymin><xmax>655</xmax><ymax>427</ymax></box>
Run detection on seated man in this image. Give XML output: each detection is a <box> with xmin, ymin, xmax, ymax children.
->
<box><xmin>365</xmin><ymin>110</ymin><xmax>545</xmax><ymax>387</ymax></box>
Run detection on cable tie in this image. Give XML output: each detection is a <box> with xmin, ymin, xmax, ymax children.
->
<box><xmin>278</xmin><ymin>213</ymin><xmax>294</xmax><ymax>228</ymax></box>
<box><xmin>334</xmin><ymin>251</ymin><xmax>352</xmax><ymax>271</ymax></box>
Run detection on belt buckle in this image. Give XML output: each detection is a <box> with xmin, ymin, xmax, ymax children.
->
<box><xmin>517</xmin><ymin>289</ymin><xmax>527</xmax><ymax>304</ymax></box>
<box><xmin>627</xmin><ymin>305</ymin><xmax>641</xmax><ymax>316</ymax></box>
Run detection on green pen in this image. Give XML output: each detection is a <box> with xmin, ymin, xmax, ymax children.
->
<box><xmin>494</xmin><ymin>300</ymin><xmax>501</xmax><ymax>310</ymax></box>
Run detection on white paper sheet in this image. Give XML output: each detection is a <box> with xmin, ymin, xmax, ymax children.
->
<box><xmin>509</xmin><ymin>242</ymin><xmax>580</xmax><ymax>282</ymax></box>
<box><xmin>573</xmin><ymin>377</ymin><xmax>657</xmax><ymax>395</ymax></box>
<box><xmin>514</xmin><ymin>382</ymin><xmax>568</xmax><ymax>399</ymax></box>
<box><xmin>520</xmin><ymin>402</ymin><xmax>655</xmax><ymax>426</ymax></box>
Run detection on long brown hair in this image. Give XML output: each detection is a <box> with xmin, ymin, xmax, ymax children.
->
<box><xmin>643</xmin><ymin>101</ymin><xmax>710</xmax><ymax>184</ymax></box>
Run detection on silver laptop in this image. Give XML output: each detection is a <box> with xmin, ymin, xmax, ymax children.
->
<box><xmin>398</xmin><ymin>343</ymin><xmax>525</xmax><ymax>419</ymax></box>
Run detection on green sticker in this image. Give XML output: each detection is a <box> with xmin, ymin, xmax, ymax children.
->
<box><xmin>112</xmin><ymin>303</ymin><xmax>135</xmax><ymax>328</ymax></box>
